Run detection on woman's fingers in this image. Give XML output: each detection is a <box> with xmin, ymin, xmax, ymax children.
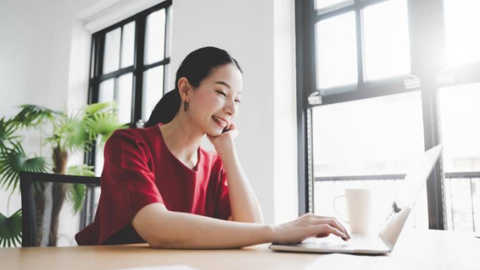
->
<box><xmin>273</xmin><ymin>214</ymin><xmax>351</xmax><ymax>244</ymax></box>
<box><xmin>313</xmin><ymin>217</ymin><xmax>350</xmax><ymax>239</ymax></box>
<box><xmin>327</xmin><ymin>218</ymin><xmax>350</xmax><ymax>239</ymax></box>
<box><xmin>316</xmin><ymin>224</ymin><xmax>348</xmax><ymax>240</ymax></box>
<box><xmin>226</xmin><ymin>122</ymin><xmax>234</xmax><ymax>131</ymax></box>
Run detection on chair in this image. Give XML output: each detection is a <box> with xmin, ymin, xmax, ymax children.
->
<box><xmin>20</xmin><ymin>172</ymin><xmax>100</xmax><ymax>247</ymax></box>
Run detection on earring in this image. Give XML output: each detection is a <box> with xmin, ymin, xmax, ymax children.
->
<box><xmin>184</xmin><ymin>100</ymin><xmax>189</xmax><ymax>112</ymax></box>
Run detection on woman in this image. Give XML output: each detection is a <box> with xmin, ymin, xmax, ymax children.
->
<box><xmin>75</xmin><ymin>47</ymin><xmax>350</xmax><ymax>248</ymax></box>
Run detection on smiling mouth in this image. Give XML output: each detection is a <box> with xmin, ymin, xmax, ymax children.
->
<box><xmin>212</xmin><ymin>115</ymin><xmax>228</xmax><ymax>127</ymax></box>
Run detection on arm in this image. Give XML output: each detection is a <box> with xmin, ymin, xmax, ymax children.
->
<box><xmin>133</xmin><ymin>203</ymin><xmax>270</xmax><ymax>249</ymax></box>
<box><xmin>133</xmin><ymin>203</ymin><xmax>349</xmax><ymax>249</ymax></box>
<box><xmin>207</xmin><ymin>123</ymin><xmax>263</xmax><ymax>223</ymax></box>
<box><xmin>216</xmin><ymin>138</ymin><xmax>264</xmax><ymax>223</ymax></box>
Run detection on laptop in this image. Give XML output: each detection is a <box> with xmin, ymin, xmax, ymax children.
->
<box><xmin>269</xmin><ymin>144</ymin><xmax>443</xmax><ymax>255</ymax></box>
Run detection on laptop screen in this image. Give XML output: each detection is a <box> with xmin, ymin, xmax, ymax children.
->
<box><xmin>394</xmin><ymin>144</ymin><xmax>443</xmax><ymax>211</ymax></box>
<box><xmin>380</xmin><ymin>144</ymin><xmax>443</xmax><ymax>248</ymax></box>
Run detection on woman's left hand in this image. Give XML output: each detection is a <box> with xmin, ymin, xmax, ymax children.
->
<box><xmin>207</xmin><ymin>122</ymin><xmax>239</xmax><ymax>153</ymax></box>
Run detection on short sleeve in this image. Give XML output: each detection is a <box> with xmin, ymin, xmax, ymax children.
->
<box><xmin>215</xmin><ymin>167</ymin><xmax>231</xmax><ymax>220</ymax></box>
<box><xmin>97</xmin><ymin>130</ymin><xmax>164</xmax><ymax>243</ymax></box>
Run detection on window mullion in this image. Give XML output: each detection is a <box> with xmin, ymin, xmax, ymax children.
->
<box><xmin>133</xmin><ymin>14</ymin><xmax>146</xmax><ymax>125</ymax></box>
<box><xmin>296</xmin><ymin>0</ymin><xmax>316</xmax><ymax>215</ymax></box>
<box><xmin>85</xmin><ymin>35</ymin><xmax>100</xmax><ymax>168</ymax></box>
<box><xmin>97</xmin><ymin>34</ymin><xmax>106</xmax><ymax>85</ymax></box>
<box><xmin>163</xmin><ymin>5</ymin><xmax>171</xmax><ymax>95</ymax></box>
<box><xmin>408</xmin><ymin>0</ymin><xmax>447</xmax><ymax>230</ymax></box>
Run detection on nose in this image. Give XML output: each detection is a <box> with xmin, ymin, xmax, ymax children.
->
<box><xmin>224</xmin><ymin>98</ymin><xmax>237</xmax><ymax>116</ymax></box>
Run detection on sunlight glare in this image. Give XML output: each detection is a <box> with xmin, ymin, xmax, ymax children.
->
<box><xmin>363</xmin><ymin>0</ymin><xmax>411</xmax><ymax>81</ymax></box>
<box><xmin>444</xmin><ymin>0</ymin><xmax>480</xmax><ymax>66</ymax></box>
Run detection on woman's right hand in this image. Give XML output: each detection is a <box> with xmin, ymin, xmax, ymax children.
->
<box><xmin>270</xmin><ymin>213</ymin><xmax>350</xmax><ymax>245</ymax></box>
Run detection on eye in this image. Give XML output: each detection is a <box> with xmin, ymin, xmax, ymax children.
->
<box><xmin>235</xmin><ymin>99</ymin><xmax>241</xmax><ymax>104</ymax></box>
<box><xmin>216</xmin><ymin>90</ymin><xmax>226</xmax><ymax>97</ymax></box>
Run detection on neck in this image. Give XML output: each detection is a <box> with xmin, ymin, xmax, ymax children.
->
<box><xmin>159</xmin><ymin>113</ymin><xmax>204</xmax><ymax>168</ymax></box>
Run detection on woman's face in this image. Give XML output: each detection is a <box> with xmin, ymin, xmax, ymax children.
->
<box><xmin>188</xmin><ymin>63</ymin><xmax>243</xmax><ymax>136</ymax></box>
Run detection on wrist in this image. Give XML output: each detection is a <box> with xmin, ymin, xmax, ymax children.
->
<box><xmin>215</xmin><ymin>138</ymin><xmax>236</xmax><ymax>157</ymax></box>
<box><xmin>263</xmin><ymin>224</ymin><xmax>276</xmax><ymax>243</ymax></box>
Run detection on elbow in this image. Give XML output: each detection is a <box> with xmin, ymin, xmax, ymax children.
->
<box><xmin>146</xmin><ymin>235</ymin><xmax>163</xmax><ymax>249</ymax></box>
<box><xmin>148</xmin><ymin>239</ymin><xmax>167</xmax><ymax>249</ymax></box>
<box><xmin>146</xmin><ymin>228</ymin><xmax>189</xmax><ymax>249</ymax></box>
<box><xmin>147</xmin><ymin>235</ymin><xmax>177</xmax><ymax>249</ymax></box>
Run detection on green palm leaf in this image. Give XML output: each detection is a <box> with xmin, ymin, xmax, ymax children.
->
<box><xmin>13</xmin><ymin>105</ymin><xmax>59</xmax><ymax>128</ymax></box>
<box><xmin>66</xmin><ymin>165</ymin><xmax>95</xmax><ymax>214</ymax></box>
<box><xmin>67</xmin><ymin>165</ymin><xmax>95</xmax><ymax>177</ymax></box>
<box><xmin>47</xmin><ymin>114</ymin><xmax>89</xmax><ymax>152</ymax></box>
<box><xmin>0</xmin><ymin>118</ymin><xmax>19</xmax><ymax>149</ymax></box>
<box><xmin>84</xmin><ymin>102</ymin><xmax>116</xmax><ymax>115</ymax></box>
<box><xmin>0</xmin><ymin>142</ymin><xmax>48</xmax><ymax>192</ymax></box>
<box><xmin>67</xmin><ymin>184</ymin><xmax>86</xmax><ymax>215</ymax></box>
<box><xmin>0</xmin><ymin>209</ymin><xmax>22</xmax><ymax>247</ymax></box>
<box><xmin>86</xmin><ymin>112</ymin><xmax>126</xmax><ymax>145</ymax></box>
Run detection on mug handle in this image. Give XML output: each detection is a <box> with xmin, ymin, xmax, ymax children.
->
<box><xmin>333</xmin><ymin>195</ymin><xmax>349</xmax><ymax>224</ymax></box>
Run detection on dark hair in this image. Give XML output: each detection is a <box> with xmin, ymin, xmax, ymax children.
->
<box><xmin>145</xmin><ymin>47</ymin><xmax>242</xmax><ymax>127</ymax></box>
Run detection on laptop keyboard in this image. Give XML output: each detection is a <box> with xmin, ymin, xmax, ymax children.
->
<box><xmin>305</xmin><ymin>234</ymin><xmax>386</xmax><ymax>249</ymax></box>
<box><xmin>351</xmin><ymin>234</ymin><xmax>380</xmax><ymax>245</ymax></box>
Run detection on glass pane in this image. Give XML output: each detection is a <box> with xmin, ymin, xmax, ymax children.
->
<box><xmin>363</xmin><ymin>0</ymin><xmax>411</xmax><ymax>81</ymax></box>
<box><xmin>95</xmin><ymin>139</ymin><xmax>104</xmax><ymax>177</ymax></box>
<box><xmin>439</xmin><ymin>83</ymin><xmax>480</xmax><ymax>232</ymax></box>
<box><xmin>121</xmin><ymin>22</ymin><xmax>135</xmax><ymax>68</ymax></box>
<box><xmin>103</xmin><ymin>28</ymin><xmax>121</xmax><ymax>74</ymax></box>
<box><xmin>99</xmin><ymin>79</ymin><xmax>114</xmax><ymax>103</ymax></box>
<box><xmin>143</xmin><ymin>66</ymin><xmax>164</xmax><ymax>120</ymax></box>
<box><xmin>315</xmin><ymin>12</ymin><xmax>357</xmax><ymax>92</ymax></box>
<box><xmin>312</xmin><ymin>92</ymin><xmax>427</xmax><ymax>231</ymax></box>
<box><xmin>90</xmin><ymin>43</ymin><xmax>95</xmax><ymax>78</ymax></box>
<box><xmin>444</xmin><ymin>0</ymin><xmax>480</xmax><ymax>66</ymax></box>
<box><xmin>116</xmin><ymin>73</ymin><xmax>133</xmax><ymax>124</ymax></box>
<box><xmin>97</xmin><ymin>79</ymin><xmax>114</xmax><ymax>177</ymax></box>
<box><xmin>145</xmin><ymin>9</ymin><xmax>166</xmax><ymax>65</ymax></box>
<box><xmin>315</xmin><ymin>0</ymin><xmax>353</xmax><ymax>10</ymax></box>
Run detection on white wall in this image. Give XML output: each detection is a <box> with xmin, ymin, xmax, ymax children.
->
<box><xmin>0</xmin><ymin>0</ymin><xmax>298</xmax><ymax>225</ymax></box>
<box><xmin>170</xmin><ymin>0</ymin><xmax>276</xmax><ymax>223</ymax></box>
<box><xmin>171</xmin><ymin>0</ymin><xmax>298</xmax><ymax>224</ymax></box>
<box><xmin>0</xmin><ymin>0</ymin><xmax>98</xmax><ymax>217</ymax></box>
<box><xmin>273</xmin><ymin>0</ymin><xmax>298</xmax><ymax>223</ymax></box>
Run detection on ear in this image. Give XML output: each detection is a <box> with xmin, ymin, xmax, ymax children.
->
<box><xmin>177</xmin><ymin>77</ymin><xmax>192</xmax><ymax>102</ymax></box>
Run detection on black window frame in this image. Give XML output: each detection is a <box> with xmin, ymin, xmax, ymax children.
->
<box><xmin>86</xmin><ymin>0</ymin><xmax>172</xmax><ymax>168</ymax></box>
<box><xmin>88</xmin><ymin>0</ymin><xmax>172</xmax><ymax>125</ymax></box>
<box><xmin>295</xmin><ymin>0</ymin><xmax>480</xmax><ymax>230</ymax></box>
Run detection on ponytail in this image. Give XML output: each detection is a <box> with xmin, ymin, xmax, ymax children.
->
<box><xmin>145</xmin><ymin>90</ymin><xmax>180</xmax><ymax>127</ymax></box>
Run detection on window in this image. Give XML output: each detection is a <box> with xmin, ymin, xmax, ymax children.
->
<box><xmin>88</xmin><ymin>0</ymin><xmax>172</xmax><ymax>174</ymax></box>
<box><xmin>89</xmin><ymin>0</ymin><xmax>172</xmax><ymax>126</ymax></box>
<box><xmin>439</xmin><ymin>83</ymin><xmax>480</xmax><ymax>232</ymax></box>
<box><xmin>296</xmin><ymin>0</ymin><xmax>480</xmax><ymax>231</ymax></box>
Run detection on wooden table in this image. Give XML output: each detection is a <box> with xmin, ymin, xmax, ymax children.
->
<box><xmin>2</xmin><ymin>229</ymin><xmax>479</xmax><ymax>270</ymax></box>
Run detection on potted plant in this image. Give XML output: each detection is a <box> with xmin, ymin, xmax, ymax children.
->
<box><xmin>0</xmin><ymin>103</ymin><xmax>125</xmax><ymax>247</ymax></box>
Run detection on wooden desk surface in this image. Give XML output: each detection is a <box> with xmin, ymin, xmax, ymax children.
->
<box><xmin>2</xmin><ymin>230</ymin><xmax>479</xmax><ymax>270</ymax></box>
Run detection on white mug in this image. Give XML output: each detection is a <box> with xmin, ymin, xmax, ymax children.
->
<box><xmin>333</xmin><ymin>188</ymin><xmax>374</xmax><ymax>234</ymax></box>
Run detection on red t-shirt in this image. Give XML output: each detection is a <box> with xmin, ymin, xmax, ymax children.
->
<box><xmin>75</xmin><ymin>124</ymin><xmax>231</xmax><ymax>245</ymax></box>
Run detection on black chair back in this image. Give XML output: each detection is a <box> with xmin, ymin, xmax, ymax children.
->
<box><xmin>20</xmin><ymin>172</ymin><xmax>100</xmax><ymax>247</ymax></box>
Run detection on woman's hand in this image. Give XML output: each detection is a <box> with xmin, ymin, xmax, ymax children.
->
<box><xmin>270</xmin><ymin>213</ymin><xmax>350</xmax><ymax>245</ymax></box>
<box><xmin>207</xmin><ymin>122</ymin><xmax>239</xmax><ymax>154</ymax></box>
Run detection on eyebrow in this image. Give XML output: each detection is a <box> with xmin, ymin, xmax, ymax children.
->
<box><xmin>215</xmin><ymin>81</ymin><xmax>242</xmax><ymax>94</ymax></box>
<box><xmin>215</xmin><ymin>81</ymin><xmax>231</xmax><ymax>89</ymax></box>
